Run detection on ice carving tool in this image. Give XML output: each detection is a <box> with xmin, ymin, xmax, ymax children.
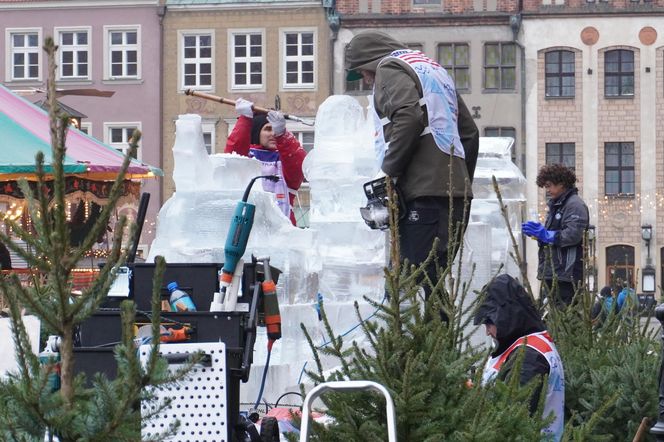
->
<box><xmin>215</xmin><ymin>175</ymin><xmax>280</xmax><ymax>310</ymax></box>
<box><xmin>184</xmin><ymin>89</ymin><xmax>314</xmax><ymax>126</ymax></box>
<box><xmin>261</xmin><ymin>257</ymin><xmax>281</xmax><ymax>351</ymax></box>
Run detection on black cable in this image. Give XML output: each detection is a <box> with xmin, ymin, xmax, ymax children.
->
<box><xmin>91</xmin><ymin>340</ymin><xmax>123</xmax><ymax>348</ymax></box>
<box><xmin>274</xmin><ymin>391</ymin><xmax>303</xmax><ymax>409</ymax></box>
<box><xmin>242</xmin><ymin>175</ymin><xmax>279</xmax><ymax>202</ymax></box>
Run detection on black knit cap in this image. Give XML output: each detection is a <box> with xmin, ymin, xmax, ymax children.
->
<box><xmin>250</xmin><ymin>114</ymin><xmax>269</xmax><ymax>146</ymax></box>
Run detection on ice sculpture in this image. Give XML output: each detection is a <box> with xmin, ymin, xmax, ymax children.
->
<box><xmin>303</xmin><ymin>95</ymin><xmax>386</xmax><ymax>301</ymax></box>
<box><xmin>171</xmin><ymin>114</ymin><xmax>214</xmax><ymax>192</ymax></box>
<box><xmin>454</xmin><ymin>137</ymin><xmax>527</xmax><ymax>347</ymax></box>
<box><xmin>461</xmin><ymin>136</ymin><xmax>526</xmax><ymax>289</ymax></box>
<box><xmin>148</xmin><ymin>109</ymin><xmax>525</xmax><ymax>404</ymax></box>
<box><xmin>149</xmin><ymin>103</ymin><xmax>386</xmax><ymax>404</ymax></box>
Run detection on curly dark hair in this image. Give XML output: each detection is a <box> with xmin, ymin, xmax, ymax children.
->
<box><xmin>536</xmin><ymin>164</ymin><xmax>577</xmax><ymax>189</ymax></box>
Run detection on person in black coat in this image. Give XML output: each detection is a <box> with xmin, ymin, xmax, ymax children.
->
<box><xmin>522</xmin><ymin>164</ymin><xmax>589</xmax><ymax>308</ymax></box>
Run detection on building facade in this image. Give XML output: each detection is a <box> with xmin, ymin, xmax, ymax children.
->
<box><xmin>0</xmin><ymin>0</ymin><xmax>163</xmax><ymax>251</ymax></box>
<box><xmin>333</xmin><ymin>0</ymin><xmax>524</xmax><ymax>165</ymax></box>
<box><xmin>520</xmin><ymin>2</ymin><xmax>664</xmax><ymax>294</ymax></box>
<box><xmin>334</xmin><ymin>0</ymin><xmax>664</xmax><ymax>294</ymax></box>
<box><xmin>161</xmin><ymin>0</ymin><xmax>331</xmax><ymax>228</ymax></box>
<box><xmin>3</xmin><ymin>0</ymin><xmax>664</xmax><ymax>292</ymax></box>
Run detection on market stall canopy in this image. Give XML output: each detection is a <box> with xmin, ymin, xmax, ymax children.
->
<box><xmin>0</xmin><ymin>85</ymin><xmax>162</xmax><ymax>181</ymax></box>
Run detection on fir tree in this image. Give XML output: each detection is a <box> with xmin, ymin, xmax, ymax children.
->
<box><xmin>293</xmin><ymin>180</ymin><xmax>546</xmax><ymax>441</ymax></box>
<box><xmin>494</xmin><ymin>175</ymin><xmax>660</xmax><ymax>440</ymax></box>
<box><xmin>0</xmin><ymin>38</ymin><xmax>190</xmax><ymax>441</ymax></box>
<box><xmin>294</xmin><ymin>176</ymin><xmax>661</xmax><ymax>441</ymax></box>
<box><xmin>547</xmin><ymin>287</ymin><xmax>659</xmax><ymax>441</ymax></box>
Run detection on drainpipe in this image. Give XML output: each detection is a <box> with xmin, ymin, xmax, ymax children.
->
<box><xmin>158</xmin><ymin>3</ymin><xmax>166</xmax><ymax>211</ymax></box>
<box><xmin>509</xmin><ymin>9</ymin><xmax>525</xmax><ymax>174</ymax></box>
<box><xmin>510</xmin><ymin>6</ymin><xmax>528</xmax><ymax>278</ymax></box>
<box><xmin>324</xmin><ymin>1</ymin><xmax>340</xmax><ymax>96</ymax></box>
<box><xmin>329</xmin><ymin>28</ymin><xmax>338</xmax><ymax>96</ymax></box>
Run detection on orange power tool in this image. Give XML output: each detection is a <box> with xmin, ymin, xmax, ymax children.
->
<box><xmin>160</xmin><ymin>325</ymin><xmax>194</xmax><ymax>343</ymax></box>
<box><xmin>261</xmin><ymin>258</ymin><xmax>281</xmax><ymax>351</ymax></box>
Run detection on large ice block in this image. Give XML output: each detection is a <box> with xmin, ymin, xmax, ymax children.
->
<box><xmin>149</xmin><ymin>112</ymin><xmax>526</xmax><ymax>407</ymax></box>
<box><xmin>453</xmin><ymin>136</ymin><xmax>526</xmax><ymax>296</ymax></box>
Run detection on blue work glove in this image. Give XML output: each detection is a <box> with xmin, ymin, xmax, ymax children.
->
<box><xmin>522</xmin><ymin>221</ymin><xmax>556</xmax><ymax>244</ymax></box>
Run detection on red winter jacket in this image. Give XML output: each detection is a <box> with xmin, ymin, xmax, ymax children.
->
<box><xmin>225</xmin><ymin>115</ymin><xmax>307</xmax><ymax>225</ymax></box>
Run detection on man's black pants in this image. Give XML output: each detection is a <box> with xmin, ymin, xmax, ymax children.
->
<box><xmin>398</xmin><ymin>196</ymin><xmax>468</xmax><ymax>300</ymax></box>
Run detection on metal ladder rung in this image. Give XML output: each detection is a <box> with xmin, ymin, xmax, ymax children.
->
<box><xmin>299</xmin><ymin>380</ymin><xmax>397</xmax><ymax>441</ymax></box>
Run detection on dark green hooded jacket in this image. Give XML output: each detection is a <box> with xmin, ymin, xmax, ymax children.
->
<box><xmin>346</xmin><ymin>31</ymin><xmax>479</xmax><ymax>202</ymax></box>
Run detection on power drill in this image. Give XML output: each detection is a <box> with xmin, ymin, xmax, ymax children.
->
<box><xmin>214</xmin><ymin>175</ymin><xmax>280</xmax><ymax>309</ymax></box>
<box><xmin>160</xmin><ymin>325</ymin><xmax>193</xmax><ymax>343</ymax></box>
<box><xmin>261</xmin><ymin>257</ymin><xmax>281</xmax><ymax>351</ymax></box>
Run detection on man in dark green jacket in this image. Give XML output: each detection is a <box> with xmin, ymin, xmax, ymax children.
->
<box><xmin>346</xmin><ymin>31</ymin><xmax>479</xmax><ymax>299</ymax></box>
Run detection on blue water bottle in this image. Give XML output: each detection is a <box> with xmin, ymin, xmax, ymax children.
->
<box><xmin>167</xmin><ymin>282</ymin><xmax>197</xmax><ymax>312</ymax></box>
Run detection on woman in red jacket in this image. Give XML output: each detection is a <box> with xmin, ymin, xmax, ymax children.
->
<box><xmin>225</xmin><ymin>98</ymin><xmax>307</xmax><ymax>225</ymax></box>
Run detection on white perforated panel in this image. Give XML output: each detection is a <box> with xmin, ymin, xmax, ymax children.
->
<box><xmin>140</xmin><ymin>342</ymin><xmax>228</xmax><ymax>442</ymax></box>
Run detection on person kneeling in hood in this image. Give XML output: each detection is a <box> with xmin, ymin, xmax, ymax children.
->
<box><xmin>474</xmin><ymin>274</ymin><xmax>565</xmax><ymax>441</ymax></box>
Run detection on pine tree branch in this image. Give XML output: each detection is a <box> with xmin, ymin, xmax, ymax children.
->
<box><xmin>299</xmin><ymin>323</ymin><xmax>325</xmax><ymax>380</ymax></box>
<box><xmin>0</xmin><ymin>220</ymin><xmax>50</xmax><ymax>270</ymax></box>
<box><xmin>3</xmin><ymin>281</ymin><xmax>39</xmax><ymax>389</ymax></box>
<box><xmin>492</xmin><ymin>176</ymin><xmax>536</xmax><ymax>304</ymax></box>
<box><xmin>144</xmin><ymin>255</ymin><xmax>166</xmax><ymax>381</ymax></box>
<box><xmin>70</xmin><ymin>217</ymin><xmax>130</xmax><ymax>322</ymax></box>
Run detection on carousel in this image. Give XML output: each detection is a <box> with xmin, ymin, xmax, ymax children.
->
<box><xmin>0</xmin><ymin>85</ymin><xmax>161</xmax><ymax>289</ymax></box>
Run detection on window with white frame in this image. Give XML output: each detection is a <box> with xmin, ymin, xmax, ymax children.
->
<box><xmin>282</xmin><ymin>30</ymin><xmax>315</xmax><ymax>88</ymax></box>
<box><xmin>230</xmin><ymin>31</ymin><xmax>263</xmax><ymax>89</ymax></box>
<box><xmin>181</xmin><ymin>31</ymin><xmax>213</xmax><ymax>90</ymax></box>
<box><xmin>7</xmin><ymin>29</ymin><xmax>40</xmax><ymax>81</ymax></box>
<box><xmin>484</xmin><ymin>126</ymin><xmax>516</xmax><ymax>142</ymax></box>
<box><xmin>105</xmin><ymin>123</ymin><xmax>141</xmax><ymax>159</ymax></box>
<box><xmin>105</xmin><ymin>27</ymin><xmax>140</xmax><ymax>79</ymax></box>
<box><xmin>201</xmin><ymin>121</ymin><xmax>216</xmax><ymax>154</ymax></box>
<box><xmin>56</xmin><ymin>28</ymin><xmax>90</xmax><ymax>80</ymax></box>
<box><xmin>293</xmin><ymin>130</ymin><xmax>315</xmax><ymax>153</ymax></box>
<box><xmin>79</xmin><ymin>122</ymin><xmax>92</xmax><ymax>136</ymax></box>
